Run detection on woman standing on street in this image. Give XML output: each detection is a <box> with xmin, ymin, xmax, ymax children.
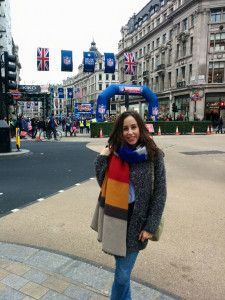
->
<box><xmin>91</xmin><ymin>111</ymin><xmax>167</xmax><ymax>300</ymax></box>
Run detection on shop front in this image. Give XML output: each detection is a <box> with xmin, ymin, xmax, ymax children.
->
<box><xmin>174</xmin><ymin>95</ymin><xmax>190</xmax><ymax>118</ymax></box>
<box><xmin>158</xmin><ymin>97</ymin><xmax>170</xmax><ymax>118</ymax></box>
<box><xmin>205</xmin><ymin>93</ymin><xmax>225</xmax><ymax>122</ymax></box>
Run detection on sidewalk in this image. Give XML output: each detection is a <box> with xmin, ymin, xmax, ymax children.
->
<box><xmin>0</xmin><ymin>242</ymin><xmax>179</xmax><ymax>300</ymax></box>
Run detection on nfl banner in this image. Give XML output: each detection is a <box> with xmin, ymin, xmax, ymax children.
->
<box><xmin>124</xmin><ymin>52</ymin><xmax>135</xmax><ymax>75</ymax></box>
<box><xmin>37</xmin><ymin>47</ymin><xmax>49</xmax><ymax>71</ymax></box>
<box><xmin>61</xmin><ymin>50</ymin><xmax>73</xmax><ymax>72</ymax></box>
<box><xmin>67</xmin><ymin>88</ymin><xmax>73</xmax><ymax>99</ymax></box>
<box><xmin>58</xmin><ymin>88</ymin><xmax>64</xmax><ymax>99</ymax></box>
<box><xmin>83</xmin><ymin>52</ymin><xmax>95</xmax><ymax>73</ymax></box>
<box><xmin>104</xmin><ymin>53</ymin><xmax>115</xmax><ymax>73</ymax></box>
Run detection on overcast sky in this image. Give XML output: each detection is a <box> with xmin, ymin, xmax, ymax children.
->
<box><xmin>10</xmin><ymin>0</ymin><xmax>149</xmax><ymax>86</ymax></box>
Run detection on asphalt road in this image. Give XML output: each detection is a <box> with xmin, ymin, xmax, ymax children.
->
<box><xmin>0</xmin><ymin>141</ymin><xmax>97</xmax><ymax>215</ymax></box>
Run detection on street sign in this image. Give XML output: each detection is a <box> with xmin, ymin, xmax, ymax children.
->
<box><xmin>145</xmin><ymin>124</ymin><xmax>154</xmax><ymax>133</ymax></box>
<box><xmin>12</xmin><ymin>90</ymin><xmax>22</xmax><ymax>99</ymax></box>
<box><xmin>192</xmin><ymin>93</ymin><xmax>200</xmax><ymax>102</ymax></box>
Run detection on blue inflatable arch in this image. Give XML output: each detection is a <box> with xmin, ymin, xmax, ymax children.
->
<box><xmin>96</xmin><ymin>84</ymin><xmax>158</xmax><ymax>120</ymax></box>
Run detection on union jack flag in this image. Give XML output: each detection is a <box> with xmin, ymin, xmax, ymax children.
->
<box><xmin>124</xmin><ymin>52</ymin><xmax>135</xmax><ymax>75</ymax></box>
<box><xmin>37</xmin><ymin>47</ymin><xmax>49</xmax><ymax>71</ymax></box>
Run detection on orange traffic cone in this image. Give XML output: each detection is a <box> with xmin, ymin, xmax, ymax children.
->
<box><xmin>211</xmin><ymin>125</ymin><xmax>214</xmax><ymax>134</ymax></box>
<box><xmin>36</xmin><ymin>129</ymin><xmax>41</xmax><ymax>141</ymax></box>
<box><xmin>191</xmin><ymin>126</ymin><xmax>195</xmax><ymax>135</ymax></box>
<box><xmin>99</xmin><ymin>128</ymin><xmax>103</xmax><ymax>138</ymax></box>
<box><xmin>207</xmin><ymin>126</ymin><xmax>211</xmax><ymax>135</ymax></box>
<box><xmin>158</xmin><ymin>126</ymin><xmax>161</xmax><ymax>136</ymax></box>
<box><xmin>175</xmin><ymin>126</ymin><xmax>179</xmax><ymax>135</ymax></box>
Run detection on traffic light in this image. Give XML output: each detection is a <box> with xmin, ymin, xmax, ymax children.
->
<box><xmin>219</xmin><ymin>101</ymin><xmax>225</xmax><ymax>109</ymax></box>
<box><xmin>4</xmin><ymin>51</ymin><xmax>17</xmax><ymax>91</ymax></box>
<box><xmin>172</xmin><ymin>103</ymin><xmax>178</xmax><ymax>112</ymax></box>
<box><xmin>125</xmin><ymin>92</ymin><xmax>129</xmax><ymax>109</ymax></box>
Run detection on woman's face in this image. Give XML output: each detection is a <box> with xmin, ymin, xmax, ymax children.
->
<box><xmin>122</xmin><ymin>115</ymin><xmax>140</xmax><ymax>146</ymax></box>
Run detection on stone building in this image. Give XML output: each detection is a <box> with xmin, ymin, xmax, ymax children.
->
<box><xmin>116</xmin><ymin>0</ymin><xmax>225</xmax><ymax>121</ymax></box>
<box><xmin>62</xmin><ymin>40</ymin><xmax>119</xmax><ymax>117</ymax></box>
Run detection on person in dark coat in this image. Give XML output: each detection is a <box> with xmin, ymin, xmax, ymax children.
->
<box><xmin>216</xmin><ymin>116</ymin><xmax>223</xmax><ymax>134</ymax></box>
<box><xmin>91</xmin><ymin>111</ymin><xmax>167</xmax><ymax>300</ymax></box>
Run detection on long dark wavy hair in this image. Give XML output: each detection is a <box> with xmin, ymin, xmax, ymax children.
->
<box><xmin>108</xmin><ymin>111</ymin><xmax>163</xmax><ymax>162</ymax></box>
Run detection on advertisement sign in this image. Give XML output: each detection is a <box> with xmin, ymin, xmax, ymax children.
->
<box><xmin>18</xmin><ymin>85</ymin><xmax>41</xmax><ymax>93</ymax></box>
<box><xmin>145</xmin><ymin>124</ymin><xmax>154</xmax><ymax>133</ymax></box>
<box><xmin>119</xmin><ymin>86</ymin><xmax>142</xmax><ymax>94</ymax></box>
<box><xmin>75</xmin><ymin>103</ymin><xmax>93</xmax><ymax>114</ymax></box>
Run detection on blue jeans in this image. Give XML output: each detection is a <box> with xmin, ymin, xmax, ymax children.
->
<box><xmin>110</xmin><ymin>251</ymin><xmax>139</xmax><ymax>300</ymax></box>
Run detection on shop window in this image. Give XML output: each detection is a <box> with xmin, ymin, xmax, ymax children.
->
<box><xmin>210</xmin><ymin>33</ymin><xmax>225</xmax><ymax>51</ymax></box>
<box><xmin>208</xmin><ymin>62</ymin><xmax>225</xmax><ymax>83</ymax></box>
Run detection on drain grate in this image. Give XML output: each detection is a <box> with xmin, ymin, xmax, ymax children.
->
<box><xmin>180</xmin><ymin>150</ymin><xmax>225</xmax><ymax>155</ymax></box>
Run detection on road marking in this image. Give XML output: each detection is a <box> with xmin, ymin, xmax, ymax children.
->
<box><xmin>0</xmin><ymin>193</ymin><xmax>3</xmax><ymax>195</ymax></box>
<box><xmin>75</xmin><ymin>183</ymin><xmax>81</xmax><ymax>186</ymax></box>
<box><xmin>37</xmin><ymin>198</ymin><xmax>45</xmax><ymax>201</ymax></box>
<box><xmin>58</xmin><ymin>190</ymin><xmax>64</xmax><ymax>193</ymax></box>
<box><xmin>11</xmin><ymin>209</ymin><xmax>19</xmax><ymax>213</ymax></box>
<box><xmin>89</xmin><ymin>178</ymin><xmax>95</xmax><ymax>180</ymax></box>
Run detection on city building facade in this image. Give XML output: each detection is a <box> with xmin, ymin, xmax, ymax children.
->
<box><xmin>62</xmin><ymin>41</ymin><xmax>119</xmax><ymax>117</ymax></box>
<box><xmin>116</xmin><ymin>0</ymin><xmax>225</xmax><ymax>121</ymax></box>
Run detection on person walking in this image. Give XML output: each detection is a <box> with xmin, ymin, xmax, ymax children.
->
<box><xmin>31</xmin><ymin>115</ymin><xmax>38</xmax><ymax>139</ymax></box>
<box><xmin>50</xmin><ymin>113</ymin><xmax>58</xmax><ymax>140</ymax></box>
<box><xmin>216</xmin><ymin>116</ymin><xmax>223</xmax><ymax>134</ymax></box>
<box><xmin>91</xmin><ymin>111</ymin><xmax>167</xmax><ymax>300</ymax></box>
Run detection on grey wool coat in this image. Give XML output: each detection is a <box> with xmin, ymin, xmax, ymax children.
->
<box><xmin>93</xmin><ymin>152</ymin><xmax>167</xmax><ymax>254</ymax></box>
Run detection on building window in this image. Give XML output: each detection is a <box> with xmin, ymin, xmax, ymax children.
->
<box><xmin>99</xmin><ymin>63</ymin><xmax>102</xmax><ymax>70</ymax></box>
<box><xmin>152</xmin><ymin>40</ymin><xmax>155</xmax><ymax>50</ymax></box>
<box><xmin>106</xmin><ymin>74</ymin><xmax>109</xmax><ymax>80</ymax></box>
<box><xmin>183</xmin><ymin>18</ymin><xmax>188</xmax><ymax>31</ymax></box>
<box><xmin>99</xmin><ymin>74</ymin><xmax>102</xmax><ymax>80</ymax></box>
<box><xmin>162</xmin><ymin>75</ymin><xmax>165</xmax><ymax>90</ymax></box>
<box><xmin>112</xmin><ymin>74</ymin><xmax>115</xmax><ymax>80</ymax></box>
<box><xmin>139</xmin><ymin>32</ymin><xmax>142</xmax><ymax>39</ymax></box>
<box><xmin>106</xmin><ymin>84</ymin><xmax>109</xmax><ymax>88</ymax></box>
<box><xmin>144</xmin><ymin>46</ymin><xmax>146</xmax><ymax>55</ymax></box>
<box><xmin>163</xmin><ymin>13</ymin><xmax>167</xmax><ymax>21</ymax></box>
<box><xmin>182</xmin><ymin>40</ymin><xmax>187</xmax><ymax>56</ymax></box>
<box><xmin>210</xmin><ymin>33</ymin><xmax>225</xmax><ymax>51</ymax></box>
<box><xmin>168</xmin><ymin>72</ymin><xmax>172</xmax><ymax>88</ymax></box>
<box><xmin>151</xmin><ymin>57</ymin><xmax>154</xmax><ymax>70</ymax></box>
<box><xmin>155</xmin><ymin>76</ymin><xmax>159</xmax><ymax>92</ymax></box>
<box><xmin>191</xmin><ymin>14</ymin><xmax>194</xmax><ymax>27</ymax></box>
<box><xmin>156</xmin><ymin>55</ymin><xmax>160</xmax><ymax>67</ymax></box>
<box><xmin>177</xmin><ymin>23</ymin><xmax>180</xmax><ymax>35</ymax></box>
<box><xmin>169</xmin><ymin>49</ymin><xmax>172</xmax><ymax>64</ymax></box>
<box><xmin>189</xmin><ymin>64</ymin><xmax>192</xmax><ymax>83</ymax></box>
<box><xmin>169</xmin><ymin>29</ymin><xmax>173</xmax><ymax>40</ymax></box>
<box><xmin>135</xmin><ymin>52</ymin><xmax>138</xmax><ymax>59</ymax></box>
<box><xmin>156</xmin><ymin>37</ymin><xmax>160</xmax><ymax>47</ymax></box>
<box><xmin>208</xmin><ymin>62</ymin><xmax>225</xmax><ymax>83</ymax></box>
<box><xmin>147</xmin><ymin>43</ymin><xmax>150</xmax><ymax>53</ymax></box>
<box><xmin>139</xmin><ymin>48</ymin><xmax>143</xmax><ymax>57</ymax></box>
<box><xmin>211</xmin><ymin>8</ymin><xmax>225</xmax><ymax>22</ymax></box>
<box><xmin>178</xmin><ymin>0</ymin><xmax>181</xmax><ymax>6</ymax></box>
<box><xmin>176</xmin><ymin>44</ymin><xmax>180</xmax><ymax>59</ymax></box>
<box><xmin>181</xmin><ymin>66</ymin><xmax>185</xmax><ymax>80</ymax></box>
<box><xmin>176</xmin><ymin>69</ymin><xmax>179</xmax><ymax>82</ymax></box>
<box><xmin>161</xmin><ymin>52</ymin><xmax>165</xmax><ymax>64</ymax></box>
<box><xmin>148</xmin><ymin>25</ymin><xmax>151</xmax><ymax>32</ymax></box>
<box><xmin>163</xmin><ymin>33</ymin><xmax>166</xmax><ymax>44</ymax></box>
<box><xmin>157</xmin><ymin>18</ymin><xmax>160</xmax><ymax>25</ymax></box>
<box><xmin>190</xmin><ymin>37</ymin><xmax>193</xmax><ymax>54</ymax></box>
<box><xmin>99</xmin><ymin>84</ymin><xmax>102</xmax><ymax>90</ymax></box>
<box><xmin>135</xmin><ymin>35</ymin><xmax>138</xmax><ymax>41</ymax></box>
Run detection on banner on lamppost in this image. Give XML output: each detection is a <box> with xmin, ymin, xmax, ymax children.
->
<box><xmin>104</xmin><ymin>53</ymin><xmax>115</xmax><ymax>73</ymax></box>
<box><xmin>61</xmin><ymin>50</ymin><xmax>73</xmax><ymax>72</ymax></box>
<box><xmin>83</xmin><ymin>52</ymin><xmax>95</xmax><ymax>72</ymax></box>
<box><xmin>58</xmin><ymin>88</ymin><xmax>64</xmax><ymax>98</ymax></box>
<box><xmin>67</xmin><ymin>88</ymin><xmax>73</xmax><ymax>99</ymax></box>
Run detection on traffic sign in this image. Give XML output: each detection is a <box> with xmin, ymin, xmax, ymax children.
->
<box><xmin>12</xmin><ymin>90</ymin><xmax>22</xmax><ymax>99</ymax></box>
<box><xmin>192</xmin><ymin>93</ymin><xmax>200</xmax><ymax>102</ymax></box>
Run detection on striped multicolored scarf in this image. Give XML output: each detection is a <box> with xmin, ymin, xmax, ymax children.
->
<box><xmin>91</xmin><ymin>146</ymin><xmax>148</xmax><ymax>257</ymax></box>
